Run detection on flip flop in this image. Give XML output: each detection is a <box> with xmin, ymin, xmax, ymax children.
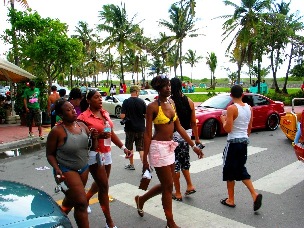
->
<box><xmin>172</xmin><ymin>194</ymin><xmax>183</xmax><ymax>201</ymax></box>
<box><xmin>185</xmin><ymin>189</ymin><xmax>196</xmax><ymax>195</ymax></box>
<box><xmin>253</xmin><ymin>194</ymin><xmax>263</xmax><ymax>211</ymax></box>
<box><xmin>135</xmin><ymin>195</ymin><xmax>144</xmax><ymax>217</ymax></box>
<box><xmin>220</xmin><ymin>198</ymin><xmax>236</xmax><ymax>208</ymax></box>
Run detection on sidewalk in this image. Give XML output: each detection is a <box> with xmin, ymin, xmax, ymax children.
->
<box><xmin>0</xmin><ymin>124</ymin><xmax>50</xmax><ymax>151</ymax></box>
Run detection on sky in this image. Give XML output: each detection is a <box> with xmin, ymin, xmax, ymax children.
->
<box><xmin>0</xmin><ymin>0</ymin><xmax>303</xmax><ymax>81</ymax></box>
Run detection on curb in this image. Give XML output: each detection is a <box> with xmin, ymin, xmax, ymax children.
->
<box><xmin>0</xmin><ymin>137</ymin><xmax>46</xmax><ymax>152</ymax></box>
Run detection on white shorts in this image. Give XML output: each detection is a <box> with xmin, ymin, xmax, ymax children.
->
<box><xmin>88</xmin><ymin>151</ymin><xmax>112</xmax><ymax>166</ymax></box>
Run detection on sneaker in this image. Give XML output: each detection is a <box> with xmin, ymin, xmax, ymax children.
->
<box><xmin>28</xmin><ymin>132</ymin><xmax>34</xmax><ymax>138</ymax></box>
<box><xmin>39</xmin><ymin>135</ymin><xmax>44</xmax><ymax>140</ymax></box>
<box><xmin>105</xmin><ymin>224</ymin><xmax>117</xmax><ymax>228</ymax></box>
<box><xmin>124</xmin><ymin>164</ymin><xmax>135</xmax><ymax>170</ymax></box>
<box><xmin>87</xmin><ymin>206</ymin><xmax>92</xmax><ymax>214</ymax></box>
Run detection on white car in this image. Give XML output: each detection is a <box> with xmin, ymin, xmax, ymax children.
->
<box><xmin>51</xmin><ymin>83</ymin><xmax>70</xmax><ymax>98</ymax></box>
<box><xmin>102</xmin><ymin>94</ymin><xmax>149</xmax><ymax>118</ymax></box>
<box><xmin>138</xmin><ymin>89</ymin><xmax>158</xmax><ymax>102</ymax></box>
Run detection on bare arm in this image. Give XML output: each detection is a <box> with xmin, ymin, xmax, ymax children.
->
<box><xmin>188</xmin><ymin>97</ymin><xmax>200</xmax><ymax>144</ymax></box>
<box><xmin>247</xmin><ymin>106</ymin><xmax>253</xmax><ymax>136</ymax></box>
<box><xmin>46</xmin><ymin>128</ymin><xmax>61</xmax><ymax>176</ymax></box>
<box><xmin>220</xmin><ymin>105</ymin><xmax>237</xmax><ymax>133</ymax></box>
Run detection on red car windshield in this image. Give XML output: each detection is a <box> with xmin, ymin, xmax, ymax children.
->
<box><xmin>198</xmin><ymin>95</ymin><xmax>232</xmax><ymax>109</ymax></box>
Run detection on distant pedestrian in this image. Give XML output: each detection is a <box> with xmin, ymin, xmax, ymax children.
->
<box><xmin>123</xmin><ymin>82</ymin><xmax>127</xmax><ymax>93</ymax></box>
<box><xmin>69</xmin><ymin>87</ymin><xmax>83</xmax><ymax>117</ymax></box>
<box><xmin>47</xmin><ymin>85</ymin><xmax>60</xmax><ymax>128</ymax></box>
<box><xmin>109</xmin><ymin>84</ymin><xmax>116</xmax><ymax>96</ymax></box>
<box><xmin>120</xmin><ymin>85</ymin><xmax>146</xmax><ymax>170</ymax></box>
<box><xmin>119</xmin><ymin>83</ymin><xmax>124</xmax><ymax>94</ymax></box>
<box><xmin>301</xmin><ymin>81</ymin><xmax>304</xmax><ymax>92</ymax></box>
<box><xmin>23</xmin><ymin>81</ymin><xmax>44</xmax><ymax>139</ymax></box>
<box><xmin>220</xmin><ymin>85</ymin><xmax>262</xmax><ymax>211</ymax></box>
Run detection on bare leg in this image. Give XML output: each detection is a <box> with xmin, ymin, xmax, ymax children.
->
<box><xmin>38</xmin><ymin>125</ymin><xmax>42</xmax><ymax>136</ymax></box>
<box><xmin>86</xmin><ymin>182</ymin><xmax>98</xmax><ymax>201</ymax></box>
<box><xmin>172</xmin><ymin>172</ymin><xmax>182</xmax><ymax>199</ymax></box>
<box><xmin>63</xmin><ymin>170</ymin><xmax>90</xmax><ymax>228</ymax></box>
<box><xmin>129</xmin><ymin>150</ymin><xmax>134</xmax><ymax>165</ymax></box>
<box><xmin>139</xmin><ymin>151</ymin><xmax>144</xmax><ymax>163</ymax></box>
<box><xmin>242</xmin><ymin>179</ymin><xmax>258</xmax><ymax>201</ymax></box>
<box><xmin>226</xmin><ymin>180</ymin><xmax>235</xmax><ymax>205</ymax></box>
<box><xmin>181</xmin><ymin>169</ymin><xmax>195</xmax><ymax>192</ymax></box>
<box><xmin>89</xmin><ymin>164</ymin><xmax>115</xmax><ymax>227</ymax></box>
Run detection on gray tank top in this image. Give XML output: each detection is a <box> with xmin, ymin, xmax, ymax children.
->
<box><xmin>56</xmin><ymin>123</ymin><xmax>89</xmax><ymax>170</ymax></box>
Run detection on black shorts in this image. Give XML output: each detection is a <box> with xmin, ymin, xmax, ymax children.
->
<box><xmin>125</xmin><ymin>131</ymin><xmax>144</xmax><ymax>151</ymax></box>
<box><xmin>222</xmin><ymin>142</ymin><xmax>251</xmax><ymax>181</ymax></box>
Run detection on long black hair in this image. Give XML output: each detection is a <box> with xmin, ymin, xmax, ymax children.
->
<box><xmin>170</xmin><ymin>77</ymin><xmax>183</xmax><ymax>110</ymax></box>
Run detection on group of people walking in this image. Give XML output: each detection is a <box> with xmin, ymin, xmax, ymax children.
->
<box><xmin>44</xmin><ymin>76</ymin><xmax>262</xmax><ymax>228</ymax></box>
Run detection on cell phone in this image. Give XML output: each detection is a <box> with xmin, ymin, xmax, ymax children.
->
<box><xmin>96</xmin><ymin>153</ymin><xmax>104</xmax><ymax>166</ymax></box>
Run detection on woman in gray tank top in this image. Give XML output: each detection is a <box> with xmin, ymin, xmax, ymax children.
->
<box><xmin>46</xmin><ymin>99</ymin><xmax>98</xmax><ymax>228</ymax></box>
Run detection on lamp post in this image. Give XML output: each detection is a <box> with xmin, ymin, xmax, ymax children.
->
<box><xmin>70</xmin><ymin>64</ymin><xmax>73</xmax><ymax>89</ymax></box>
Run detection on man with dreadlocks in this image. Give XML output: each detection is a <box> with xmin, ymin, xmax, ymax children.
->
<box><xmin>170</xmin><ymin>77</ymin><xmax>202</xmax><ymax>201</ymax></box>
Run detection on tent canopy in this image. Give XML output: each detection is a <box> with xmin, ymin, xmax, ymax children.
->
<box><xmin>0</xmin><ymin>58</ymin><xmax>35</xmax><ymax>82</ymax></box>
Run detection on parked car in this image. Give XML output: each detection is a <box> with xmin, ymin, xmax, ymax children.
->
<box><xmin>102</xmin><ymin>94</ymin><xmax>149</xmax><ymax>118</ymax></box>
<box><xmin>0</xmin><ymin>180</ymin><xmax>72</xmax><ymax>228</ymax></box>
<box><xmin>87</xmin><ymin>87</ymin><xmax>107</xmax><ymax>97</ymax></box>
<box><xmin>138</xmin><ymin>89</ymin><xmax>158</xmax><ymax>102</ymax></box>
<box><xmin>196</xmin><ymin>93</ymin><xmax>286</xmax><ymax>139</ymax></box>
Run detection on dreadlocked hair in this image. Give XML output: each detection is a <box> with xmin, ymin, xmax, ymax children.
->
<box><xmin>151</xmin><ymin>75</ymin><xmax>170</xmax><ymax>92</ymax></box>
<box><xmin>170</xmin><ymin>77</ymin><xmax>184</xmax><ymax>111</ymax></box>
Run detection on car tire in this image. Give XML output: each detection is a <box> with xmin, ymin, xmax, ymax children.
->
<box><xmin>115</xmin><ymin>106</ymin><xmax>122</xmax><ymax>118</ymax></box>
<box><xmin>267</xmin><ymin>113</ymin><xmax>280</xmax><ymax>130</ymax></box>
<box><xmin>202</xmin><ymin>119</ymin><xmax>217</xmax><ymax>139</ymax></box>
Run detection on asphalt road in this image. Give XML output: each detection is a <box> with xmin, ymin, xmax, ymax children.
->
<box><xmin>1</xmin><ymin>118</ymin><xmax>304</xmax><ymax>228</ymax></box>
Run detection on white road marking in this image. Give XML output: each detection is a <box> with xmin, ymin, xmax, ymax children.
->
<box><xmin>110</xmin><ymin>183</ymin><xmax>254</xmax><ymax>228</ymax></box>
<box><xmin>190</xmin><ymin>146</ymin><xmax>267</xmax><ymax>173</ymax></box>
<box><xmin>253</xmin><ymin>161</ymin><xmax>304</xmax><ymax>194</ymax></box>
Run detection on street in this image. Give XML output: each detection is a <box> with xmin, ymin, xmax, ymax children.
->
<box><xmin>1</xmin><ymin>118</ymin><xmax>304</xmax><ymax>228</ymax></box>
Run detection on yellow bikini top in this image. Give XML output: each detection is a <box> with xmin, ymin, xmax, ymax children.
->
<box><xmin>153</xmin><ymin>99</ymin><xmax>177</xmax><ymax>124</ymax></box>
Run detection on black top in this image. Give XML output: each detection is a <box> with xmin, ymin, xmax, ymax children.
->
<box><xmin>121</xmin><ymin>97</ymin><xmax>146</xmax><ymax>132</ymax></box>
<box><xmin>172</xmin><ymin>95</ymin><xmax>192</xmax><ymax>130</ymax></box>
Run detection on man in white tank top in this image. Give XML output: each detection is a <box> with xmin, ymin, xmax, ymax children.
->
<box><xmin>220</xmin><ymin>85</ymin><xmax>262</xmax><ymax>212</ymax></box>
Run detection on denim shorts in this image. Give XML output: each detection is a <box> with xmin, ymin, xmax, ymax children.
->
<box><xmin>56</xmin><ymin>163</ymin><xmax>89</xmax><ymax>175</ymax></box>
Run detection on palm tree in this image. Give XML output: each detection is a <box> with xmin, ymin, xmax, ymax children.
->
<box><xmin>206</xmin><ymin>52</ymin><xmax>217</xmax><ymax>88</ymax></box>
<box><xmin>4</xmin><ymin>0</ymin><xmax>29</xmax><ymax>65</ymax></box>
<box><xmin>97</xmin><ymin>3</ymin><xmax>140</xmax><ymax>83</ymax></box>
<box><xmin>183</xmin><ymin>49</ymin><xmax>202</xmax><ymax>82</ymax></box>
<box><xmin>159</xmin><ymin>0</ymin><xmax>200</xmax><ymax>80</ymax></box>
<box><xmin>220</xmin><ymin>0</ymin><xmax>272</xmax><ymax>83</ymax></box>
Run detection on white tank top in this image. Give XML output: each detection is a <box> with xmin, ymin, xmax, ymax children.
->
<box><xmin>227</xmin><ymin>103</ymin><xmax>251</xmax><ymax>140</ymax></box>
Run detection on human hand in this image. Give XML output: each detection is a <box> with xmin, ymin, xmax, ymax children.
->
<box><xmin>142</xmin><ymin>162</ymin><xmax>150</xmax><ymax>172</ymax></box>
<box><xmin>100</xmin><ymin>131</ymin><xmax>111</xmax><ymax>139</ymax></box>
<box><xmin>90</xmin><ymin>128</ymin><xmax>99</xmax><ymax>139</ymax></box>
<box><xmin>124</xmin><ymin>149</ymin><xmax>133</xmax><ymax>158</ymax></box>
<box><xmin>193</xmin><ymin>146</ymin><xmax>204</xmax><ymax>159</ymax></box>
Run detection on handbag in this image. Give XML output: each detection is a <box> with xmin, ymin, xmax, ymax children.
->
<box><xmin>138</xmin><ymin>169</ymin><xmax>152</xmax><ymax>191</ymax></box>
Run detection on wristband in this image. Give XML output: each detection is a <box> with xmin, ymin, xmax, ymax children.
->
<box><xmin>121</xmin><ymin>145</ymin><xmax>126</xmax><ymax>151</ymax></box>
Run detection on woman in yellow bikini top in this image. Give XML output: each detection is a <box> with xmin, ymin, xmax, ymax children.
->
<box><xmin>153</xmin><ymin>99</ymin><xmax>177</xmax><ymax>124</ymax></box>
<box><xmin>138</xmin><ymin>75</ymin><xmax>203</xmax><ymax>228</ymax></box>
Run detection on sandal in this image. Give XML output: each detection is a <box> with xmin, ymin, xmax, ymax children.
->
<box><xmin>220</xmin><ymin>198</ymin><xmax>236</xmax><ymax>208</ymax></box>
<box><xmin>185</xmin><ymin>189</ymin><xmax>196</xmax><ymax>195</ymax></box>
<box><xmin>172</xmin><ymin>193</ymin><xmax>183</xmax><ymax>202</ymax></box>
<box><xmin>135</xmin><ymin>195</ymin><xmax>144</xmax><ymax>217</ymax></box>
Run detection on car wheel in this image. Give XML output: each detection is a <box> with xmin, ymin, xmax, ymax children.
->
<box><xmin>115</xmin><ymin>106</ymin><xmax>122</xmax><ymax>118</ymax></box>
<box><xmin>202</xmin><ymin>119</ymin><xmax>217</xmax><ymax>139</ymax></box>
<box><xmin>267</xmin><ymin>113</ymin><xmax>280</xmax><ymax>130</ymax></box>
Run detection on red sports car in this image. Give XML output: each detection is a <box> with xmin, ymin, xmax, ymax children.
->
<box><xmin>195</xmin><ymin>93</ymin><xmax>286</xmax><ymax>139</ymax></box>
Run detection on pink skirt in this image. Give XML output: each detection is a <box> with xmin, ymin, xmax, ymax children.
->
<box><xmin>148</xmin><ymin>140</ymin><xmax>178</xmax><ymax>167</ymax></box>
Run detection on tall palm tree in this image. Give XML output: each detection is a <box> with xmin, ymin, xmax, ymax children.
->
<box><xmin>97</xmin><ymin>3</ymin><xmax>140</xmax><ymax>83</ymax></box>
<box><xmin>159</xmin><ymin>0</ymin><xmax>200</xmax><ymax>80</ymax></box>
<box><xmin>4</xmin><ymin>0</ymin><xmax>29</xmax><ymax>65</ymax></box>
<box><xmin>183</xmin><ymin>49</ymin><xmax>202</xmax><ymax>82</ymax></box>
<box><xmin>206</xmin><ymin>52</ymin><xmax>217</xmax><ymax>88</ymax></box>
<box><xmin>220</xmin><ymin>0</ymin><xmax>271</xmax><ymax>83</ymax></box>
